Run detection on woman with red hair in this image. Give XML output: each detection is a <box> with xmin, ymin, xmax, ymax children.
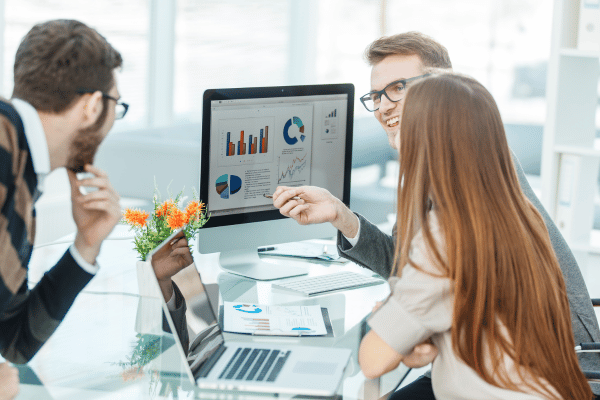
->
<box><xmin>359</xmin><ymin>72</ymin><xmax>593</xmax><ymax>399</ymax></box>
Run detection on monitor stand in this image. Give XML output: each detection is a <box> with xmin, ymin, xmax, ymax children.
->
<box><xmin>218</xmin><ymin>249</ymin><xmax>308</xmax><ymax>281</ymax></box>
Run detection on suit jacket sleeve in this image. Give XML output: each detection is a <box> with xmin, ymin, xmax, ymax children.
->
<box><xmin>166</xmin><ymin>281</ymin><xmax>189</xmax><ymax>355</ymax></box>
<box><xmin>336</xmin><ymin>213</ymin><xmax>396</xmax><ymax>279</ymax></box>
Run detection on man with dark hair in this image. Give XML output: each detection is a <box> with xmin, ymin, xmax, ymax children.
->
<box><xmin>0</xmin><ymin>19</ymin><xmax>125</xmax><ymax>397</ymax></box>
<box><xmin>273</xmin><ymin>31</ymin><xmax>600</xmax><ymax>398</ymax></box>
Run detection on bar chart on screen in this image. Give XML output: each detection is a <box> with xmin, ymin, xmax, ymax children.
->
<box><xmin>323</xmin><ymin>108</ymin><xmax>338</xmax><ymax>138</ymax></box>
<box><xmin>218</xmin><ymin>117</ymin><xmax>274</xmax><ymax>166</ymax></box>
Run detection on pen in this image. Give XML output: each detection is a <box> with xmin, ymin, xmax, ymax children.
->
<box><xmin>263</xmin><ymin>194</ymin><xmax>301</xmax><ymax>200</ymax></box>
<box><xmin>257</xmin><ymin>246</ymin><xmax>275</xmax><ymax>252</ymax></box>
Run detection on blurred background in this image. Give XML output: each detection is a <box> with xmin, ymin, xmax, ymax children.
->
<box><xmin>2</xmin><ymin>0</ymin><xmax>598</xmax><ymax>291</ymax></box>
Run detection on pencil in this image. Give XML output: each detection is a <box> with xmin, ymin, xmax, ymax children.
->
<box><xmin>263</xmin><ymin>194</ymin><xmax>301</xmax><ymax>200</ymax></box>
<box><xmin>170</xmin><ymin>237</ymin><xmax>182</xmax><ymax>246</ymax></box>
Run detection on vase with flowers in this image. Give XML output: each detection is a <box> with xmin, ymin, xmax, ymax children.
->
<box><xmin>121</xmin><ymin>184</ymin><xmax>209</xmax><ymax>377</ymax></box>
<box><xmin>122</xmin><ymin>185</ymin><xmax>209</xmax><ymax>261</ymax></box>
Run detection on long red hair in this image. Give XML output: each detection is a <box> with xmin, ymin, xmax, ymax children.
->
<box><xmin>394</xmin><ymin>73</ymin><xmax>592</xmax><ymax>399</ymax></box>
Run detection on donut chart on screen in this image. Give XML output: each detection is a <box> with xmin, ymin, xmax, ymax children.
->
<box><xmin>216</xmin><ymin>174</ymin><xmax>242</xmax><ymax>199</ymax></box>
<box><xmin>283</xmin><ymin>116</ymin><xmax>306</xmax><ymax>145</ymax></box>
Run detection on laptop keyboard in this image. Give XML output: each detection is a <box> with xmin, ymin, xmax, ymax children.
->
<box><xmin>216</xmin><ymin>348</ymin><xmax>292</xmax><ymax>382</ymax></box>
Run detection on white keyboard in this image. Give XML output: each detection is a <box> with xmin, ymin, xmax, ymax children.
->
<box><xmin>271</xmin><ymin>271</ymin><xmax>385</xmax><ymax>296</ymax></box>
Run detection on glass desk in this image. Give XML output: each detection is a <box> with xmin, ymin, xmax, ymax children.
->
<box><xmin>17</xmin><ymin>226</ymin><xmax>407</xmax><ymax>399</ymax></box>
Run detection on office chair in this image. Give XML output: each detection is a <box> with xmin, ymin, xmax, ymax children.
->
<box><xmin>576</xmin><ymin>298</ymin><xmax>600</xmax><ymax>383</ymax></box>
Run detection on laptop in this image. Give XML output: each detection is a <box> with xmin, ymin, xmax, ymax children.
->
<box><xmin>146</xmin><ymin>229</ymin><xmax>352</xmax><ymax>396</ymax></box>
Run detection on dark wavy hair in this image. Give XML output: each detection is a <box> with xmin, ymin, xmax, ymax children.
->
<box><xmin>12</xmin><ymin>19</ymin><xmax>122</xmax><ymax>130</ymax></box>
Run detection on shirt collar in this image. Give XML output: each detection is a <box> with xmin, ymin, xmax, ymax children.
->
<box><xmin>10</xmin><ymin>98</ymin><xmax>51</xmax><ymax>188</ymax></box>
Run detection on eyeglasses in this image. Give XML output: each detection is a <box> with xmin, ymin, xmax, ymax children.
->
<box><xmin>76</xmin><ymin>89</ymin><xmax>129</xmax><ymax>120</ymax></box>
<box><xmin>102</xmin><ymin>93</ymin><xmax>129</xmax><ymax>120</ymax></box>
<box><xmin>360</xmin><ymin>74</ymin><xmax>430</xmax><ymax>112</ymax></box>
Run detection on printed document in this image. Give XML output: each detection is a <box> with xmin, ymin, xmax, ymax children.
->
<box><xmin>223</xmin><ymin>302</ymin><xmax>327</xmax><ymax>336</ymax></box>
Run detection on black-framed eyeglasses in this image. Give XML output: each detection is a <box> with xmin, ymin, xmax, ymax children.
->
<box><xmin>76</xmin><ymin>89</ymin><xmax>129</xmax><ymax>120</ymax></box>
<box><xmin>360</xmin><ymin>74</ymin><xmax>431</xmax><ymax>112</ymax></box>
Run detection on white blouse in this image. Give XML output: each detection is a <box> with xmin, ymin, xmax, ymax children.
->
<box><xmin>367</xmin><ymin>214</ymin><xmax>558</xmax><ymax>400</ymax></box>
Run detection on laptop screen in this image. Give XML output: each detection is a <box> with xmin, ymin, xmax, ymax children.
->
<box><xmin>146</xmin><ymin>229</ymin><xmax>225</xmax><ymax>379</ymax></box>
<box><xmin>142</xmin><ymin>229</ymin><xmax>352</xmax><ymax>395</ymax></box>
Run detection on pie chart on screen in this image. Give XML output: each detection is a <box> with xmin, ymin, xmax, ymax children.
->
<box><xmin>216</xmin><ymin>174</ymin><xmax>242</xmax><ymax>199</ymax></box>
<box><xmin>283</xmin><ymin>116</ymin><xmax>305</xmax><ymax>145</ymax></box>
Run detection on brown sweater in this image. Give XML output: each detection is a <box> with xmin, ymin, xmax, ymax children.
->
<box><xmin>0</xmin><ymin>100</ymin><xmax>93</xmax><ymax>362</ymax></box>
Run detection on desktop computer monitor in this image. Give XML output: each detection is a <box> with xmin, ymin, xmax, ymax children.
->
<box><xmin>198</xmin><ymin>83</ymin><xmax>354</xmax><ymax>280</ymax></box>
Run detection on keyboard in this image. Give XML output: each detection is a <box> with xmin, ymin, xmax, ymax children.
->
<box><xmin>199</xmin><ymin>346</ymin><xmax>292</xmax><ymax>382</ymax></box>
<box><xmin>271</xmin><ymin>271</ymin><xmax>385</xmax><ymax>296</ymax></box>
<box><xmin>226</xmin><ymin>348</ymin><xmax>290</xmax><ymax>382</ymax></box>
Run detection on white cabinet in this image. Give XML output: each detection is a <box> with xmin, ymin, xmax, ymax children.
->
<box><xmin>541</xmin><ymin>0</ymin><xmax>600</xmax><ymax>273</ymax></box>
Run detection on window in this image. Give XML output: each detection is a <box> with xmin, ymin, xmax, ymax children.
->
<box><xmin>385</xmin><ymin>0</ymin><xmax>552</xmax><ymax>125</ymax></box>
<box><xmin>2</xmin><ymin>0</ymin><xmax>554</xmax><ymax>128</ymax></box>
<box><xmin>174</xmin><ymin>0</ymin><xmax>291</xmax><ymax>124</ymax></box>
<box><xmin>4</xmin><ymin>0</ymin><xmax>150</xmax><ymax>127</ymax></box>
<box><xmin>314</xmin><ymin>0</ymin><xmax>382</xmax><ymax>119</ymax></box>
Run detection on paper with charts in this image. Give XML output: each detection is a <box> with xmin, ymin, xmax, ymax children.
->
<box><xmin>223</xmin><ymin>302</ymin><xmax>327</xmax><ymax>336</ymax></box>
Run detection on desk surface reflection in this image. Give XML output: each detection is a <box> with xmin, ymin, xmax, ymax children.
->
<box><xmin>19</xmin><ymin>225</ymin><xmax>405</xmax><ymax>400</ymax></box>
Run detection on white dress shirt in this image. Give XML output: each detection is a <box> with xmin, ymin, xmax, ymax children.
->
<box><xmin>343</xmin><ymin>217</ymin><xmax>361</xmax><ymax>246</ymax></box>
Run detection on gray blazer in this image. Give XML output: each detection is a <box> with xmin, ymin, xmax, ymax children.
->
<box><xmin>337</xmin><ymin>155</ymin><xmax>600</xmax><ymax>393</ymax></box>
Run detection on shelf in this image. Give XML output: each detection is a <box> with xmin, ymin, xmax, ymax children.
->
<box><xmin>543</xmin><ymin>0</ymin><xmax>600</xmax><ymax>275</ymax></box>
<box><xmin>569</xmin><ymin>230</ymin><xmax>600</xmax><ymax>255</ymax></box>
<box><xmin>570</xmin><ymin>244</ymin><xmax>600</xmax><ymax>254</ymax></box>
<box><xmin>554</xmin><ymin>141</ymin><xmax>600</xmax><ymax>157</ymax></box>
<box><xmin>560</xmin><ymin>48</ymin><xmax>600</xmax><ymax>59</ymax></box>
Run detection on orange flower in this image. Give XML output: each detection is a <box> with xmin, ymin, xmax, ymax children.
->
<box><xmin>167</xmin><ymin>208</ymin><xmax>186</xmax><ymax>230</ymax></box>
<box><xmin>155</xmin><ymin>200</ymin><xmax>175</xmax><ymax>218</ymax></box>
<box><xmin>121</xmin><ymin>366</ymin><xmax>144</xmax><ymax>382</ymax></box>
<box><xmin>185</xmin><ymin>200</ymin><xmax>202</xmax><ymax>222</ymax></box>
<box><xmin>123</xmin><ymin>209</ymin><xmax>149</xmax><ymax>227</ymax></box>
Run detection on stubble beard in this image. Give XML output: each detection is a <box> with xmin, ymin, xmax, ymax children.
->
<box><xmin>66</xmin><ymin>127</ymin><xmax>104</xmax><ymax>173</ymax></box>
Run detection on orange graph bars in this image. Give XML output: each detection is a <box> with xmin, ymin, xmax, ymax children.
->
<box><xmin>240</xmin><ymin>131</ymin><xmax>245</xmax><ymax>155</ymax></box>
<box><xmin>226</xmin><ymin>127</ymin><xmax>268</xmax><ymax>156</ymax></box>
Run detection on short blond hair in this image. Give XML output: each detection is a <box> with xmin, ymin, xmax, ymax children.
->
<box><xmin>365</xmin><ymin>31</ymin><xmax>452</xmax><ymax>69</ymax></box>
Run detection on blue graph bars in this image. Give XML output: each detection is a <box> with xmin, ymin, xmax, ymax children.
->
<box><xmin>226</xmin><ymin>126</ymin><xmax>269</xmax><ymax>156</ymax></box>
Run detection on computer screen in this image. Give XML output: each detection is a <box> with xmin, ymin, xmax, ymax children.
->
<box><xmin>198</xmin><ymin>84</ymin><xmax>354</xmax><ymax>280</ymax></box>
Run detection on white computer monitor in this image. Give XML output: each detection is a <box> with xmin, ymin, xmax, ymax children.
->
<box><xmin>198</xmin><ymin>84</ymin><xmax>354</xmax><ymax>280</ymax></box>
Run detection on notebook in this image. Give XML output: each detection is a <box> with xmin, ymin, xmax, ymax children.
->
<box><xmin>146</xmin><ymin>229</ymin><xmax>351</xmax><ymax>396</ymax></box>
